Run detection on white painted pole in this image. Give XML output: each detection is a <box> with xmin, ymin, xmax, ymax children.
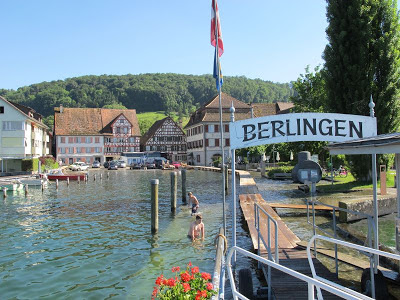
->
<box><xmin>67</xmin><ymin>177</ymin><xmax>70</xmax><ymax>186</ymax></box>
<box><xmin>56</xmin><ymin>179</ymin><xmax>59</xmax><ymax>189</ymax></box>
<box><xmin>370</xmin><ymin>95</ymin><xmax>379</xmax><ymax>270</ymax></box>
<box><xmin>230</xmin><ymin>102</ymin><xmax>237</xmax><ymax>263</ymax></box>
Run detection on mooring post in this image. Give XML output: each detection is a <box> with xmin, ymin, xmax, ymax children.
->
<box><xmin>78</xmin><ymin>175</ymin><xmax>80</xmax><ymax>184</ymax></box>
<box><xmin>224</xmin><ymin>164</ymin><xmax>229</xmax><ymax>195</ymax></box>
<box><xmin>67</xmin><ymin>177</ymin><xmax>70</xmax><ymax>186</ymax></box>
<box><xmin>41</xmin><ymin>180</ymin><xmax>44</xmax><ymax>192</ymax></box>
<box><xmin>56</xmin><ymin>179</ymin><xmax>59</xmax><ymax>189</ymax></box>
<box><xmin>94</xmin><ymin>174</ymin><xmax>96</xmax><ymax>181</ymax></box>
<box><xmin>151</xmin><ymin>179</ymin><xmax>159</xmax><ymax>234</ymax></box>
<box><xmin>24</xmin><ymin>184</ymin><xmax>28</xmax><ymax>196</ymax></box>
<box><xmin>182</xmin><ymin>169</ymin><xmax>187</xmax><ymax>203</ymax></box>
<box><xmin>100</xmin><ymin>173</ymin><xmax>103</xmax><ymax>180</ymax></box>
<box><xmin>107</xmin><ymin>172</ymin><xmax>110</xmax><ymax>179</ymax></box>
<box><xmin>3</xmin><ymin>187</ymin><xmax>7</xmax><ymax>198</ymax></box>
<box><xmin>171</xmin><ymin>172</ymin><xmax>177</xmax><ymax>212</ymax></box>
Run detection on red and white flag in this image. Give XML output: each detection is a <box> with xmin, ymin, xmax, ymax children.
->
<box><xmin>211</xmin><ymin>0</ymin><xmax>224</xmax><ymax>57</ymax></box>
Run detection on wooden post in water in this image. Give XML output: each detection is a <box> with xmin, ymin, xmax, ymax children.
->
<box><xmin>224</xmin><ymin>165</ymin><xmax>229</xmax><ymax>195</ymax></box>
<box><xmin>41</xmin><ymin>180</ymin><xmax>44</xmax><ymax>192</ymax></box>
<box><xmin>67</xmin><ymin>177</ymin><xmax>70</xmax><ymax>186</ymax></box>
<box><xmin>182</xmin><ymin>169</ymin><xmax>187</xmax><ymax>203</ymax></box>
<box><xmin>94</xmin><ymin>174</ymin><xmax>96</xmax><ymax>181</ymax></box>
<box><xmin>3</xmin><ymin>187</ymin><xmax>7</xmax><ymax>198</ymax></box>
<box><xmin>78</xmin><ymin>175</ymin><xmax>80</xmax><ymax>184</ymax></box>
<box><xmin>24</xmin><ymin>184</ymin><xmax>29</xmax><ymax>196</ymax></box>
<box><xmin>107</xmin><ymin>172</ymin><xmax>110</xmax><ymax>179</ymax></box>
<box><xmin>151</xmin><ymin>179</ymin><xmax>159</xmax><ymax>233</ymax></box>
<box><xmin>100</xmin><ymin>173</ymin><xmax>103</xmax><ymax>180</ymax></box>
<box><xmin>171</xmin><ymin>172</ymin><xmax>177</xmax><ymax>212</ymax></box>
<box><xmin>56</xmin><ymin>179</ymin><xmax>59</xmax><ymax>189</ymax></box>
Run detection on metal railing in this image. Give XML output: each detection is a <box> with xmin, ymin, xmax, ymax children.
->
<box><xmin>254</xmin><ymin>202</ymin><xmax>279</xmax><ymax>300</ymax></box>
<box><xmin>226</xmin><ymin>246</ymin><xmax>374</xmax><ymax>300</ymax></box>
<box><xmin>307</xmin><ymin>235</ymin><xmax>400</xmax><ymax>300</ymax></box>
<box><xmin>212</xmin><ymin>228</ymin><xmax>226</xmax><ymax>300</ymax></box>
<box><xmin>306</xmin><ymin>194</ymin><xmax>377</xmax><ymax>277</ymax></box>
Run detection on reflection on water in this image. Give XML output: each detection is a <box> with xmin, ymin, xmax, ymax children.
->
<box><xmin>0</xmin><ymin>170</ymin><xmax>256</xmax><ymax>299</ymax></box>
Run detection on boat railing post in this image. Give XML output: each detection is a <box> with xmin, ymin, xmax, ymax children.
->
<box><xmin>171</xmin><ymin>172</ymin><xmax>177</xmax><ymax>212</ymax></box>
<box><xmin>151</xmin><ymin>179</ymin><xmax>159</xmax><ymax>234</ymax></box>
<box><xmin>333</xmin><ymin>207</ymin><xmax>338</xmax><ymax>276</ymax></box>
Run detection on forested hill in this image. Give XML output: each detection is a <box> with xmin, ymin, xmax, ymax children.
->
<box><xmin>0</xmin><ymin>73</ymin><xmax>293</xmax><ymax>118</ymax></box>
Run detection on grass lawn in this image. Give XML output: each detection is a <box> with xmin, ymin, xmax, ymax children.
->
<box><xmin>317</xmin><ymin>171</ymin><xmax>396</xmax><ymax>193</ymax></box>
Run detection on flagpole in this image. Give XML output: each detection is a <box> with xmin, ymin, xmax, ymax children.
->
<box><xmin>213</xmin><ymin>0</ymin><xmax>226</xmax><ymax>235</ymax></box>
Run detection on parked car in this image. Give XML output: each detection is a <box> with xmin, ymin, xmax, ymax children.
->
<box><xmin>92</xmin><ymin>161</ymin><xmax>101</xmax><ymax>168</ymax></box>
<box><xmin>130</xmin><ymin>163</ymin><xmax>142</xmax><ymax>170</ymax></box>
<box><xmin>154</xmin><ymin>159</ymin><xmax>164</xmax><ymax>169</ymax></box>
<box><xmin>145</xmin><ymin>162</ymin><xmax>156</xmax><ymax>169</ymax></box>
<box><xmin>108</xmin><ymin>161</ymin><xmax>118</xmax><ymax>170</ymax></box>
<box><xmin>118</xmin><ymin>160</ymin><xmax>127</xmax><ymax>168</ymax></box>
<box><xmin>172</xmin><ymin>161</ymin><xmax>181</xmax><ymax>169</ymax></box>
<box><xmin>69</xmin><ymin>162</ymin><xmax>89</xmax><ymax>171</ymax></box>
<box><xmin>103</xmin><ymin>161</ymin><xmax>110</xmax><ymax>168</ymax></box>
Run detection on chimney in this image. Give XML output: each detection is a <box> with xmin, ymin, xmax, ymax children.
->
<box><xmin>60</xmin><ymin>104</ymin><xmax>64</xmax><ymax>113</ymax></box>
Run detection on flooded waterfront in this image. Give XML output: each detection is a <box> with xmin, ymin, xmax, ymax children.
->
<box><xmin>0</xmin><ymin>169</ymin><xmax>259</xmax><ymax>299</ymax></box>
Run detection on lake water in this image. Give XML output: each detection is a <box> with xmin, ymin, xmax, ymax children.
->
<box><xmin>0</xmin><ymin>169</ymin><xmax>257</xmax><ymax>299</ymax></box>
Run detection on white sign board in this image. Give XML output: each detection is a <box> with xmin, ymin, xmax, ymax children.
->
<box><xmin>229</xmin><ymin>113</ymin><xmax>377</xmax><ymax>150</ymax></box>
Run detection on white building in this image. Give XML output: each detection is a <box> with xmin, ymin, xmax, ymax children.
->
<box><xmin>185</xmin><ymin>93</ymin><xmax>252</xmax><ymax>166</ymax></box>
<box><xmin>54</xmin><ymin>106</ymin><xmax>141</xmax><ymax>165</ymax></box>
<box><xmin>0</xmin><ymin>96</ymin><xmax>50</xmax><ymax>172</ymax></box>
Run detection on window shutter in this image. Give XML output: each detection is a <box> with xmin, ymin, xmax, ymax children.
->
<box><xmin>225</xmin><ymin>124</ymin><xmax>229</xmax><ymax>132</ymax></box>
<box><xmin>205</xmin><ymin>125</ymin><xmax>209</xmax><ymax>133</ymax></box>
<box><xmin>215</xmin><ymin>125</ymin><xmax>219</xmax><ymax>132</ymax></box>
<box><xmin>205</xmin><ymin>139</ymin><xmax>209</xmax><ymax>147</ymax></box>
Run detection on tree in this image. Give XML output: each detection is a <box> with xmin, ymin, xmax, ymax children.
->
<box><xmin>102</xmin><ymin>102</ymin><xmax>127</xmax><ymax>109</ymax></box>
<box><xmin>323</xmin><ymin>0</ymin><xmax>400</xmax><ymax>181</ymax></box>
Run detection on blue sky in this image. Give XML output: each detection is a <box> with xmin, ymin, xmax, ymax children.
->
<box><xmin>0</xmin><ymin>1</ymin><xmax>329</xmax><ymax>90</ymax></box>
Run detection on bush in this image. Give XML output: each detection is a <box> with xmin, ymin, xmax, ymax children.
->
<box><xmin>21</xmin><ymin>159</ymin><xmax>34</xmax><ymax>171</ymax></box>
<box><xmin>267</xmin><ymin>166</ymin><xmax>294</xmax><ymax>178</ymax></box>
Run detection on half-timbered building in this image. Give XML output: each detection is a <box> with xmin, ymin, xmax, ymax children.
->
<box><xmin>54</xmin><ymin>106</ymin><xmax>140</xmax><ymax>165</ymax></box>
<box><xmin>141</xmin><ymin>117</ymin><xmax>187</xmax><ymax>162</ymax></box>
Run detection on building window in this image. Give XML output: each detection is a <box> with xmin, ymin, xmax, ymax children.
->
<box><xmin>68</xmin><ymin>137</ymin><xmax>74</xmax><ymax>143</ymax></box>
<box><xmin>116</xmin><ymin>127</ymin><xmax>121</xmax><ymax>134</ymax></box>
<box><xmin>197</xmin><ymin>155</ymin><xmax>200</xmax><ymax>163</ymax></box>
<box><xmin>123</xmin><ymin>127</ymin><xmax>128</xmax><ymax>134</ymax></box>
<box><xmin>225</xmin><ymin>124</ymin><xmax>229</xmax><ymax>132</ymax></box>
<box><xmin>215</xmin><ymin>139</ymin><xmax>219</xmax><ymax>147</ymax></box>
<box><xmin>225</xmin><ymin>138</ymin><xmax>230</xmax><ymax>146</ymax></box>
<box><xmin>2</xmin><ymin>121</ymin><xmax>25</xmax><ymax>131</ymax></box>
<box><xmin>215</xmin><ymin>125</ymin><xmax>219</xmax><ymax>133</ymax></box>
<box><xmin>76</xmin><ymin>147</ymin><xmax>82</xmax><ymax>153</ymax></box>
<box><xmin>60</xmin><ymin>148</ymin><xmax>66</xmax><ymax>154</ymax></box>
<box><xmin>205</xmin><ymin>125</ymin><xmax>208</xmax><ymax>133</ymax></box>
<box><xmin>60</xmin><ymin>137</ymin><xmax>65</xmax><ymax>143</ymax></box>
<box><xmin>0</xmin><ymin>107</ymin><xmax>4</xmax><ymax>113</ymax></box>
<box><xmin>95</xmin><ymin>137</ymin><xmax>100</xmax><ymax>143</ymax></box>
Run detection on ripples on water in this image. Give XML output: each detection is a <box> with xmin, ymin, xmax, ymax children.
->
<box><xmin>0</xmin><ymin>170</ymin><xmax>256</xmax><ymax>299</ymax></box>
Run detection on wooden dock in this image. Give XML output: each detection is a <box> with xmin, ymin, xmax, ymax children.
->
<box><xmin>268</xmin><ymin>202</ymin><xmax>333</xmax><ymax>211</ymax></box>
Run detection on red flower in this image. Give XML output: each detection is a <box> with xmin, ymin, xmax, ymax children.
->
<box><xmin>191</xmin><ymin>266</ymin><xmax>199</xmax><ymax>274</ymax></box>
<box><xmin>152</xmin><ymin>287</ymin><xmax>158</xmax><ymax>297</ymax></box>
<box><xmin>183</xmin><ymin>282</ymin><xmax>191</xmax><ymax>292</ymax></box>
<box><xmin>155</xmin><ymin>275</ymin><xmax>164</xmax><ymax>285</ymax></box>
<box><xmin>201</xmin><ymin>272</ymin><xmax>211</xmax><ymax>281</ymax></box>
<box><xmin>201</xmin><ymin>290</ymin><xmax>208</xmax><ymax>297</ymax></box>
<box><xmin>207</xmin><ymin>282</ymin><xmax>213</xmax><ymax>290</ymax></box>
<box><xmin>181</xmin><ymin>272</ymin><xmax>191</xmax><ymax>282</ymax></box>
<box><xmin>195</xmin><ymin>296</ymin><xmax>201</xmax><ymax>300</ymax></box>
<box><xmin>167</xmin><ymin>278</ymin><xmax>176</xmax><ymax>287</ymax></box>
<box><xmin>171</xmin><ymin>266</ymin><xmax>180</xmax><ymax>273</ymax></box>
<box><xmin>162</xmin><ymin>279</ymin><xmax>168</xmax><ymax>285</ymax></box>
<box><xmin>188</xmin><ymin>261</ymin><xmax>192</xmax><ymax>267</ymax></box>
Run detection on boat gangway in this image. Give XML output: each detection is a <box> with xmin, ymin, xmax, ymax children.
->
<box><xmin>239</xmin><ymin>193</ymin><xmax>341</xmax><ymax>299</ymax></box>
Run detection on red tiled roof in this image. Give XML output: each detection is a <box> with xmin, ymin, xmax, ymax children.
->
<box><xmin>54</xmin><ymin>108</ymin><xmax>141</xmax><ymax>136</ymax></box>
<box><xmin>185</xmin><ymin>93</ymin><xmax>251</xmax><ymax>128</ymax></box>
